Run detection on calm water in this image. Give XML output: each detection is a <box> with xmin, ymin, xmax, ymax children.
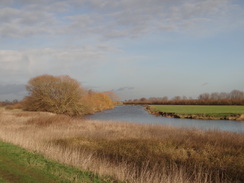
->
<box><xmin>87</xmin><ymin>105</ymin><xmax>244</xmax><ymax>133</ymax></box>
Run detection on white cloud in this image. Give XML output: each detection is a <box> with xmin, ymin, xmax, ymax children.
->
<box><xmin>68</xmin><ymin>0</ymin><xmax>244</xmax><ymax>38</ymax></box>
<box><xmin>0</xmin><ymin>0</ymin><xmax>243</xmax><ymax>39</ymax></box>
<box><xmin>0</xmin><ymin>7</ymin><xmax>58</xmax><ymax>38</ymax></box>
<box><xmin>0</xmin><ymin>0</ymin><xmax>243</xmax><ymax>101</ymax></box>
<box><xmin>0</xmin><ymin>50</ymin><xmax>29</xmax><ymax>73</ymax></box>
<box><xmin>0</xmin><ymin>45</ymin><xmax>119</xmax><ymax>83</ymax></box>
<box><xmin>26</xmin><ymin>1</ymin><xmax>70</xmax><ymax>13</ymax></box>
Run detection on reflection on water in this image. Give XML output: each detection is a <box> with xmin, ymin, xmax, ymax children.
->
<box><xmin>87</xmin><ymin>105</ymin><xmax>244</xmax><ymax>133</ymax></box>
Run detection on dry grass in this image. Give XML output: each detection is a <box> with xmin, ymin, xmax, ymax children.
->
<box><xmin>0</xmin><ymin>109</ymin><xmax>243</xmax><ymax>183</ymax></box>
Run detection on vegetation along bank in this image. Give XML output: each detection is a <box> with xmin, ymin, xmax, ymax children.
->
<box><xmin>0</xmin><ymin>74</ymin><xmax>119</xmax><ymax>116</ymax></box>
<box><xmin>0</xmin><ymin>108</ymin><xmax>244</xmax><ymax>183</ymax></box>
<box><xmin>0</xmin><ymin>140</ymin><xmax>112</xmax><ymax>183</ymax></box>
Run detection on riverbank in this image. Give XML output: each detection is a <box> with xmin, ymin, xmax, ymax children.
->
<box><xmin>0</xmin><ymin>140</ymin><xmax>110</xmax><ymax>183</ymax></box>
<box><xmin>0</xmin><ymin>108</ymin><xmax>244</xmax><ymax>182</ymax></box>
<box><xmin>146</xmin><ymin>105</ymin><xmax>244</xmax><ymax>121</ymax></box>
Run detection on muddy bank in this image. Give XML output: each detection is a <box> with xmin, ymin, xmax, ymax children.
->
<box><xmin>146</xmin><ymin>106</ymin><xmax>244</xmax><ymax>121</ymax></box>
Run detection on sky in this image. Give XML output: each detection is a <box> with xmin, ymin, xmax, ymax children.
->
<box><xmin>0</xmin><ymin>0</ymin><xmax>244</xmax><ymax>101</ymax></box>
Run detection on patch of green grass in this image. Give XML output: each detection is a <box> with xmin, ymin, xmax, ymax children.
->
<box><xmin>0</xmin><ymin>176</ymin><xmax>10</xmax><ymax>183</ymax></box>
<box><xmin>149</xmin><ymin>105</ymin><xmax>244</xmax><ymax>117</ymax></box>
<box><xmin>0</xmin><ymin>141</ymin><xmax>114</xmax><ymax>183</ymax></box>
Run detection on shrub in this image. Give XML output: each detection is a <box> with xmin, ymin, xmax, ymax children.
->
<box><xmin>23</xmin><ymin>74</ymin><xmax>116</xmax><ymax>116</ymax></box>
<box><xmin>23</xmin><ymin>75</ymin><xmax>88</xmax><ymax>116</ymax></box>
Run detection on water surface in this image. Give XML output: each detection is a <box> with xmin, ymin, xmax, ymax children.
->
<box><xmin>87</xmin><ymin>105</ymin><xmax>244</xmax><ymax>133</ymax></box>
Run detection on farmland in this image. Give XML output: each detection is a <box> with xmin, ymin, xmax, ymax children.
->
<box><xmin>148</xmin><ymin>105</ymin><xmax>244</xmax><ymax>120</ymax></box>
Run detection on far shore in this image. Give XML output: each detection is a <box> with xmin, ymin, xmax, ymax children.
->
<box><xmin>145</xmin><ymin>105</ymin><xmax>244</xmax><ymax>121</ymax></box>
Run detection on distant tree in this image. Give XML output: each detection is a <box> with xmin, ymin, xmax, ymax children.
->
<box><xmin>123</xmin><ymin>90</ymin><xmax>244</xmax><ymax>105</ymax></box>
<box><xmin>210</xmin><ymin>92</ymin><xmax>219</xmax><ymax>100</ymax></box>
<box><xmin>162</xmin><ymin>96</ymin><xmax>168</xmax><ymax>101</ymax></box>
<box><xmin>198</xmin><ymin>93</ymin><xmax>210</xmax><ymax>100</ymax></box>
<box><xmin>229</xmin><ymin>90</ymin><xmax>244</xmax><ymax>99</ymax></box>
<box><xmin>219</xmin><ymin>92</ymin><xmax>228</xmax><ymax>99</ymax></box>
<box><xmin>182</xmin><ymin>96</ymin><xmax>188</xmax><ymax>100</ymax></box>
<box><xmin>12</xmin><ymin>99</ymin><xmax>19</xmax><ymax>103</ymax></box>
<box><xmin>23</xmin><ymin>75</ymin><xmax>87</xmax><ymax>116</ymax></box>
<box><xmin>140</xmin><ymin>97</ymin><xmax>146</xmax><ymax>102</ymax></box>
<box><xmin>173</xmin><ymin>96</ymin><xmax>181</xmax><ymax>101</ymax></box>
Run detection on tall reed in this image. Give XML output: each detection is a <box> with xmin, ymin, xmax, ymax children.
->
<box><xmin>0</xmin><ymin>109</ymin><xmax>243</xmax><ymax>183</ymax></box>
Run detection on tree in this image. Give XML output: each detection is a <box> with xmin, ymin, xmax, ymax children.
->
<box><xmin>172</xmin><ymin>96</ymin><xmax>181</xmax><ymax>101</ymax></box>
<box><xmin>198</xmin><ymin>93</ymin><xmax>210</xmax><ymax>100</ymax></box>
<box><xmin>229</xmin><ymin>90</ymin><xmax>244</xmax><ymax>99</ymax></box>
<box><xmin>23</xmin><ymin>75</ymin><xmax>87</xmax><ymax>116</ymax></box>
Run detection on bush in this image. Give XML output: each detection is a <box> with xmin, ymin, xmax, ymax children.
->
<box><xmin>23</xmin><ymin>75</ymin><xmax>89</xmax><ymax>116</ymax></box>
<box><xmin>23</xmin><ymin>74</ymin><xmax>116</xmax><ymax>116</ymax></box>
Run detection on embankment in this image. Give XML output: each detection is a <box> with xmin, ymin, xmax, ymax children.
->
<box><xmin>146</xmin><ymin>106</ymin><xmax>244</xmax><ymax>121</ymax></box>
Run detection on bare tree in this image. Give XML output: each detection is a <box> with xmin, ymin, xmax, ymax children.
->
<box><xmin>229</xmin><ymin>90</ymin><xmax>244</xmax><ymax>99</ymax></box>
<box><xmin>198</xmin><ymin>93</ymin><xmax>210</xmax><ymax>100</ymax></box>
<box><xmin>24</xmin><ymin>75</ymin><xmax>86</xmax><ymax>116</ymax></box>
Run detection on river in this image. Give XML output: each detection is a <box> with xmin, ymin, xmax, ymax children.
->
<box><xmin>87</xmin><ymin>105</ymin><xmax>244</xmax><ymax>133</ymax></box>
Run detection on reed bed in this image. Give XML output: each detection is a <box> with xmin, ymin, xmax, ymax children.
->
<box><xmin>0</xmin><ymin>108</ymin><xmax>243</xmax><ymax>183</ymax></box>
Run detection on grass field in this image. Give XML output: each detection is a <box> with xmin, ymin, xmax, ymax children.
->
<box><xmin>0</xmin><ymin>108</ymin><xmax>244</xmax><ymax>183</ymax></box>
<box><xmin>149</xmin><ymin>105</ymin><xmax>244</xmax><ymax>119</ymax></box>
<box><xmin>149</xmin><ymin>105</ymin><xmax>244</xmax><ymax>114</ymax></box>
<box><xmin>0</xmin><ymin>141</ymin><xmax>112</xmax><ymax>183</ymax></box>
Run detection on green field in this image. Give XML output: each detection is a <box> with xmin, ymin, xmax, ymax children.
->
<box><xmin>0</xmin><ymin>141</ymin><xmax>112</xmax><ymax>183</ymax></box>
<box><xmin>149</xmin><ymin>105</ymin><xmax>244</xmax><ymax>119</ymax></box>
<box><xmin>150</xmin><ymin>105</ymin><xmax>244</xmax><ymax>114</ymax></box>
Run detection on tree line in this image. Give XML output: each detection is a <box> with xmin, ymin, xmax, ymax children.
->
<box><xmin>1</xmin><ymin>75</ymin><xmax>119</xmax><ymax>116</ymax></box>
<box><xmin>124</xmin><ymin>90</ymin><xmax>244</xmax><ymax>105</ymax></box>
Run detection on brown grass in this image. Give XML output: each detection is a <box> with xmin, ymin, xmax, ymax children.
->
<box><xmin>0</xmin><ymin>109</ymin><xmax>243</xmax><ymax>183</ymax></box>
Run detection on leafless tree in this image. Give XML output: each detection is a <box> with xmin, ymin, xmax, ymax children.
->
<box><xmin>24</xmin><ymin>75</ymin><xmax>86</xmax><ymax>116</ymax></box>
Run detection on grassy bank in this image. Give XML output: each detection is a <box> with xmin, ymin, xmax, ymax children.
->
<box><xmin>148</xmin><ymin>105</ymin><xmax>244</xmax><ymax>120</ymax></box>
<box><xmin>0</xmin><ymin>108</ymin><xmax>244</xmax><ymax>182</ymax></box>
<box><xmin>0</xmin><ymin>141</ymin><xmax>110</xmax><ymax>183</ymax></box>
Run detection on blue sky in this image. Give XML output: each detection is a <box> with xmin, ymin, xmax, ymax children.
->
<box><xmin>0</xmin><ymin>0</ymin><xmax>243</xmax><ymax>100</ymax></box>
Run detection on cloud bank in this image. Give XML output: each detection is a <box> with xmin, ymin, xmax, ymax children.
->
<box><xmin>0</xmin><ymin>0</ymin><xmax>243</xmax><ymax>39</ymax></box>
<box><xmin>0</xmin><ymin>0</ymin><xmax>243</xmax><ymax>100</ymax></box>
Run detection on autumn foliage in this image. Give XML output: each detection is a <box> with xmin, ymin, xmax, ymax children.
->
<box><xmin>23</xmin><ymin>75</ymin><xmax>116</xmax><ymax>116</ymax></box>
